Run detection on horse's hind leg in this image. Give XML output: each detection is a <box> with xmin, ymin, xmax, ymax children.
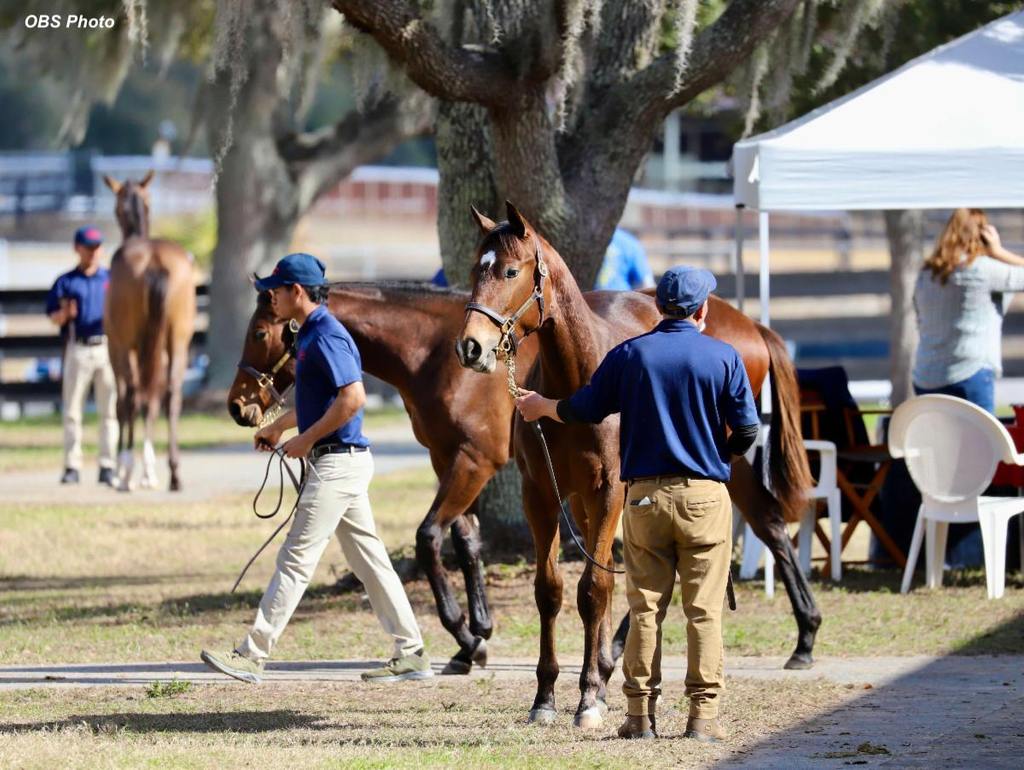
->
<box><xmin>414</xmin><ymin>450</ymin><xmax>492</xmax><ymax>673</ymax></box>
<box><xmin>165</xmin><ymin>343</ymin><xmax>187</xmax><ymax>491</ymax></box>
<box><xmin>573</xmin><ymin>492</ymin><xmax>619</xmax><ymax>730</ymax></box>
<box><xmin>451</xmin><ymin>508</ymin><xmax>493</xmax><ymax>639</ymax></box>
<box><xmin>729</xmin><ymin>458</ymin><xmax>821</xmax><ymax>669</ymax></box>
<box><xmin>139</xmin><ymin>390</ymin><xmax>160</xmax><ymax>489</ymax></box>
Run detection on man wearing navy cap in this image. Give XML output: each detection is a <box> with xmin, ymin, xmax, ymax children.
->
<box><xmin>201</xmin><ymin>253</ymin><xmax>431</xmax><ymax>685</ymax></box>
<box><xmin>46</xmin><ymin>226</ymin><xmax>116</xmax><ymax>486</ymax></box>
<box><xmin>516</xmin><ymin>266</ymin><xmax>759</xmax><ymax>742</ymax></box>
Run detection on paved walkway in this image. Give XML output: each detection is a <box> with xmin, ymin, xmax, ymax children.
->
<box><xmin>3</xmin><ymin>423</ymin><xmax>430</xmax><ymax>505</ymax></box>
<box><xmin>1</xmin><ymin>654</ymin><xmax>1021</xmax><ymax>767</ymax></box>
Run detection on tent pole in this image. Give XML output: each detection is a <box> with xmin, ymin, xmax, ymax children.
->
<box><xmin>759</xmin><ymin>210</ymin><xmax>772</xmax><ymax>418</ymax></box>
<box><xmin>758</xmin><ymin>210</ymin><xmax>770</xmax><ymax>329</ymax></box>
<box><xmin>733</xmin><ymin>204</ymin><xmax>745</xmax><ymax>312</ymax></box>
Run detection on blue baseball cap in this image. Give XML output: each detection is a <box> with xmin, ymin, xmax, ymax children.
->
<box><xmin>74</xmin><ymin>226</ymin><xmax>103</xmax><ymax>248</ymax></box>
<box><xmin>254</xmin><ymin>252</ymin><xmax>327</xmax><ymax>291</ymax></box>
<box><xmin>656</xmin><ymin>266</ymin><xmax>717</xmax><ymax>316</ymax></box>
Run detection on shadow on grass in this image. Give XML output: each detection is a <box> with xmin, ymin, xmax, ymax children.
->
<box><xmin>714</xmin><ymin>610</ymin><xmax>1024</xmax><ymax>769</ymax></box>
<box><xmin>0</xmin><ymin>710</ymin><xmax>329</xmax><ymax>735</ymax></box>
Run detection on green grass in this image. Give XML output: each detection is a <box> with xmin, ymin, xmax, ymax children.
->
<box><xmin>0</xmin><ymin>406</ymin><xmax>410</xmax><ymax>471</ymax></box>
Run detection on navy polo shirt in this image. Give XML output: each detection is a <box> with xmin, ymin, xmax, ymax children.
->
<box><xmin>294</xmin><ymin>304</ymin><xmax>370</xmax><ymax>448</ymax></box>
<box><xmin>46</xmin><ymin>267</ymin><xmax>109</xmax><ymax>341</ymax></box>
<box><xmin>562</xmin><ymin>319</ymin><xmax>758</xmax><ymax>482</ymax></box>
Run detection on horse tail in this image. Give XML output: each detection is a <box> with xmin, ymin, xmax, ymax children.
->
<box><xmin>758</xmin><ymin>324</ymin><xmax>813</xmax><ymax>524</ymax></box>
<box><xmin>139</xmin><ymin>267</ymin><xmax>169</xmax><ymax>393</ymax></box>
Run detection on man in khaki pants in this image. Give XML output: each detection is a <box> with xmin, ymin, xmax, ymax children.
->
<box><xmin>46</xmin><ymin>226</ymin><xmax>117</xmax><ymax>486</ymax></box>
<box><xmin>201</xmin><ymin>253</ymin><xmax>430</xmax><ymax>684</ymax></box>
<box><xmin>516</xmin><ymin>266</ymin><xmax>759</xmax><ymax>742</ymax></box>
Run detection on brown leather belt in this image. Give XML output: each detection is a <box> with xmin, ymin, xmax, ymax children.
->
<box><xmin>628</xmin><ymin>473</ymin><xmax>708</xmax><ymax>485</ymax></box>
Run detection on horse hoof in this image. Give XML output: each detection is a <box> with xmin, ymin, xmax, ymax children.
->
<box><xmin>169</xmin><ymin>479</ymin><xmax>181</xmax><ymax>492</ymax></box>
<box><xmin>527</xmin><ymin>708</ymin><xmax>558</xmax><ymax>726</ymax></box>
<box><xmin>573</xmin><ymin>706</ymin><xmax>605</xmax><ymax>730</ymax></box>
<box><xmin>470</xmin><ymin>637</ymin><xmax>488</xmax><ymax>669</ymax></box>
<box><xmin>441</xmin><ymin>657</ymin><xmax>472</xmax><ymax>676</ymax></box>
<box><xmin>784</xmin><ymin>653</ymin><xmax>814</xmax><ymax>670</ymax></box>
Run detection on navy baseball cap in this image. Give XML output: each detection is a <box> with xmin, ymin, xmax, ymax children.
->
<box><xmin>656</xmin><ymin>266</ymin><xmax>717</xmax><ymax>316</ymax></box>
<box><xmin>74</xmin><ymin>226</ymin><xmax>103</xmax><ymax>248</ymax></box>
<box><xmin>254</xmin><ymin>252</ymin><xmax>327</xmax><ymax>291</ymax></box>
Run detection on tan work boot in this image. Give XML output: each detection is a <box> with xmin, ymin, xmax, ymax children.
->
<box><xmin>684</xmin><ymin>716</ymin><xmax>727</xmax><ymax>743</ymax></box>
<box><xmin>617</xmin><ymin>714</ymin><xmax>657</xmax><ymax>739</ymax></box>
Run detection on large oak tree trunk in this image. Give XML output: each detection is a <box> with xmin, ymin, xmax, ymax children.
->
<box><xmin>884</xmin><ymin>209</ymin><xmax>922</xmax><ymax>408</ymax></box>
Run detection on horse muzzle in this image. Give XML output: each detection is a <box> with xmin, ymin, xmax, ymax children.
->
<box><xmin>228</xmin><ymin>399</ymin><xmax>263</xmax><ymax>427</ymax></box>
<box><xmin>455</xmin><ymin>336</ymin><xmax>497</xmax><ymax>373</ymax></box>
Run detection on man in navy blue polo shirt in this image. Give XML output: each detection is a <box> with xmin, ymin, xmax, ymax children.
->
<box><xmin>46</xmin><ymin>226</ymin><xmax>117</xmax><ymax>486</ymax></box>
<box><xmin>516</xmin><ymin>266</ymin><xmax>759</xmax><ymax>743</ymax></box>
<box><xmin>201</xmin><ymin>253</ymin><xmax>430</xmax><ymax>685</ymax></box>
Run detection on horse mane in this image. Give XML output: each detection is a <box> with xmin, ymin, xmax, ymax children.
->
<box><xmin>122</xmin><ymin>184</ymin><xmax>149</xmax><ymax>239</ymax></box>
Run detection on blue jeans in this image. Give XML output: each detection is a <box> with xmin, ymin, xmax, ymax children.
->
<box><xmin>912</xmin><ymin>367</ymin><xmax>995</xmax><ymax>568</ymax></box>
<box><xmin>914</xmin><ymin>367</ymin><xmax>995</xmax><ymax>414</ymax></box>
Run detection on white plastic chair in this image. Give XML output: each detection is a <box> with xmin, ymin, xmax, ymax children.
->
<box><xmin>889</xmin><ymin>394</ymin><xmax>1024</xmax><ymax>600</ymax></box>
<box><xmin>737</xmin><ymin>426</ymin><xmax>842</xmax><ymax>597</ymax></box>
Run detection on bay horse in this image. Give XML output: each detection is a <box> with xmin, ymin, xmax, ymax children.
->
<box><xmin>228</xmin><ymin>276</ymin><xmax>820</xmax><ymax>687</ymax></box>
<box><xmin>103</xmin><ymin>172</ymin><xmax>196</xmax><ymax>491</ymax></box>
<box><xmin>455</xmin><ymin>203</ymin><xmax>814</xmax><ymax>728</ymax></box>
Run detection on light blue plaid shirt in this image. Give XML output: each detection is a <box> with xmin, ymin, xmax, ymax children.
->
<box><xmin>913</xmin><ymin>256</ymin><xmax>1024</xmax><ymax>389</ymax></box>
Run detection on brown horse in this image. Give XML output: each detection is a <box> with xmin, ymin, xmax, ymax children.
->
<box><xmin>103</xmin><ymin>172</ymin><xmax>196</xmax><ymax>491</ymax></box>
<box><xmin>456</xmin><ymin>203</ymin><xmax>814</xmax><ymax>728</ymax></box>
<box><xmin>229</xmin><ymin>277</ymin><xmax>820</xmax><ymax>685</ymax></box>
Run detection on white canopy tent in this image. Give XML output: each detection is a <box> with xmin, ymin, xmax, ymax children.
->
<box><xmin>730</xmin><ymin>9</ymin><xmax>1024</xmax><ymax>328</ymax></box>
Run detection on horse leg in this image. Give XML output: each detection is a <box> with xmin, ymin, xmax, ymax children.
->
<box><xmin>414</xmin><ymin>450</ymin><xmax>492</xmax><ymax>673</ymax></box>
<box><xmin>573</xmin><ymin>492</ymin><xmax>620</xmax><ymax>730</ymax></box>
<box><xmin>139</xmin><ymin>389</ymin><xmax>160</xmax><ymax>489</ymax></box>
<box><xmin>523</xmin><ymin>481</ymin><xmax>563</xmax><ymax>725</ymax></box>
<box><xmin>611</xmin><ymin>610</ymin><xmax>630</xmax><ymax>663</ymax></box>
<box><xmin>116</xmin><ymin>355</ymin><xmax>138</xmax><ymax>492</ymax></box>
<box><xmin>729</xmin><ymin>458</ymin><xmax>822</xmax><ymax>669</ymax></box>
<box><xmin>451</xmin><ymin>508</ymin><xmax>494</xmax><ymax>643</ymax></box>
<box><xmin>165</xmin><ymin>343</ymin><xmax>186</xmax><ymax>491</ymax></box>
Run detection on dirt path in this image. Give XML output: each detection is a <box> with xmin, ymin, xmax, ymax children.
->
<box><xmin>2</xmin><ymin>423</ymin><xmax>430</xmax><ymax>505</ymax></box>
<box><xmin>0</xmin><ymin>654</ymin><xmax>1020</xmax><ymax>767</ymax></box>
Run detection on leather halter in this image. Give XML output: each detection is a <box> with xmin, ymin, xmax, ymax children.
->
<box><xmin>237</xmin><ymin>319</ymin><xmax>299</xmax><ymax>407</ymax></box>
<box><xmin>465</xmin><ymin>237</ymin><xmax>549</xmax><ymax>355</ymax></box>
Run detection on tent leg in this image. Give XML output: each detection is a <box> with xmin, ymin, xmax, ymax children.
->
<box><xmin>734</xmin><ymin>204</ymin><xmax>745</xmax><ymax>312</ymax></box>
<box><xmin>759</xmin><ymin>211</ymin><xmax>772</xmax><ymax>417</ymax></box>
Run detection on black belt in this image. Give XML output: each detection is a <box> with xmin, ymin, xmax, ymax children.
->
<box><xmin>309</xmin><ymin>443</ymin><xmax>370</xmax><ymax>460</ymax></box>
<box><xmin>75</xmin><ymin>335</ymin><xmax>106</xmax><ymax>346</ymax></box>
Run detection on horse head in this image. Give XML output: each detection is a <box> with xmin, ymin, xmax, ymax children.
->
<box><xmin>227</xmin><ymin>284</ymin><xmax>299</xmax><ymax>427</ymax></box>
<box><xmin>103</xmin><ymin>170</ymin><xmax>154</xmax><ymax>240</ymax></box>
<box><xmin>456</xmin><ymin>201</ymin><xmax>553</xmax><ymax>373</ymax></box>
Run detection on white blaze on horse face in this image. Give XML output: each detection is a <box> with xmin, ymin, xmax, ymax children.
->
<box><xmin>479</xmin><ymin>250</ymin><xmax>496</xmax><ymax>271</ymax></box>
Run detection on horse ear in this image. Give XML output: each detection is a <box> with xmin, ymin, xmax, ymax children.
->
<box><xmin>139</xmin><ymin>170</ymin><xmax>155</xmax><ymax>188</ymax></box>
<box><xmin>505</xmin><ymin>200</ymin><xmax>530</xmax><ymax>239</ymax></box>
<box><xmin>103</xmin><ymin>175</ymin><xmax>122</xmax><ymax>194</ymax></box>
<box><xmin>470</xmin><ymin>206</ymin><xmax>497</xmax><ymax>236</ymax></box>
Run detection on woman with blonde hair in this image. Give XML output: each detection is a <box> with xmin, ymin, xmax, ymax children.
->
<box><xmin>914</xmin><ymin>208</ymin><xmax>1024</xmax><ymax>412</ymax></box>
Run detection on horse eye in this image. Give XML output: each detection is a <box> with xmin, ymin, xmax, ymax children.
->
<box><xmin>505</xmin><ymin>268</ymin><xmax>520</xmax><ymax>279</ymax></box>
<box><xmin>254</xmin><ymin>330</ymin><xmax>268</xmax><ymax>341</ymax></box>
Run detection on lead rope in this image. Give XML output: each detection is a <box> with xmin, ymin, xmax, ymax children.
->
<box><xmin>500</xmin><ymin>336</ymin><xmax>736</xmax><ymax>608</ymax></box>
<box><xmin>500</xmin><ymin>340</ymin><xmax>624</xmax><ymax>576</ymax></box>
<box><xmin>230</xmin><ymin>445</ymin><xmax>307</xmax><ymax>593</ymax></box>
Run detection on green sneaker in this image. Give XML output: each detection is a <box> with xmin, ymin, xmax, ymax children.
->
<box><xmin>200</xmin><ymin>649</ymin><xmax>264</xmax><ymax>684</ymax></box>
<box><xmin>361</xmin><ymin>649</ymin><xmax>434</xmax><ymax>683</ymax></box>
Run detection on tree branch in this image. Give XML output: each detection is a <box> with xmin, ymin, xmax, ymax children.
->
<box><xmin>280</xmin><ymin>92</ymin><xmax>436</xmax><ymax>213</ymax></box>
<box><xmin>627</xmin><ymin>0</ymin><xmax>802</xmax><ymax>118</ymax></box>
<box><xmin>330</xmin><ymin>0</ymin><xmax>522</xmax><ymax>108</ymax></box>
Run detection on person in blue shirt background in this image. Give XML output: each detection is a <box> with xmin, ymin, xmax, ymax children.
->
<box><xmin>201</xmin><ymin>252</ymin><xmax>431</xmax><ymax>686</ymax></box>
<box><xmin>45</xmin><ymin>226</ymin><xmax>117</xmax><ymax>486</ymax></box>
<box><xmin>515</xmin><ymin>266</ymin><xmax>758</xmax><ymax>743</ymax></box>
<box><xmin>595</xmin><ymin>227</ymin><xmax>655</xmax><ymax>291</ymax></box>
<box><xmin>431</xmin><ymin>226</ymin><xmax>653</xmax><ymax>291</ymax></box>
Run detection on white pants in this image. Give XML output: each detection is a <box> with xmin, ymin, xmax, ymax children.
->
<box><xmin>237</xmin><ymin>450</ymin><xmax>424</xmax><ymax>661</ymax></box>
<box><xmin>61</xmin><ymin>340</ymin><xmax>117</xmax><ymax>471</ymax></box>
